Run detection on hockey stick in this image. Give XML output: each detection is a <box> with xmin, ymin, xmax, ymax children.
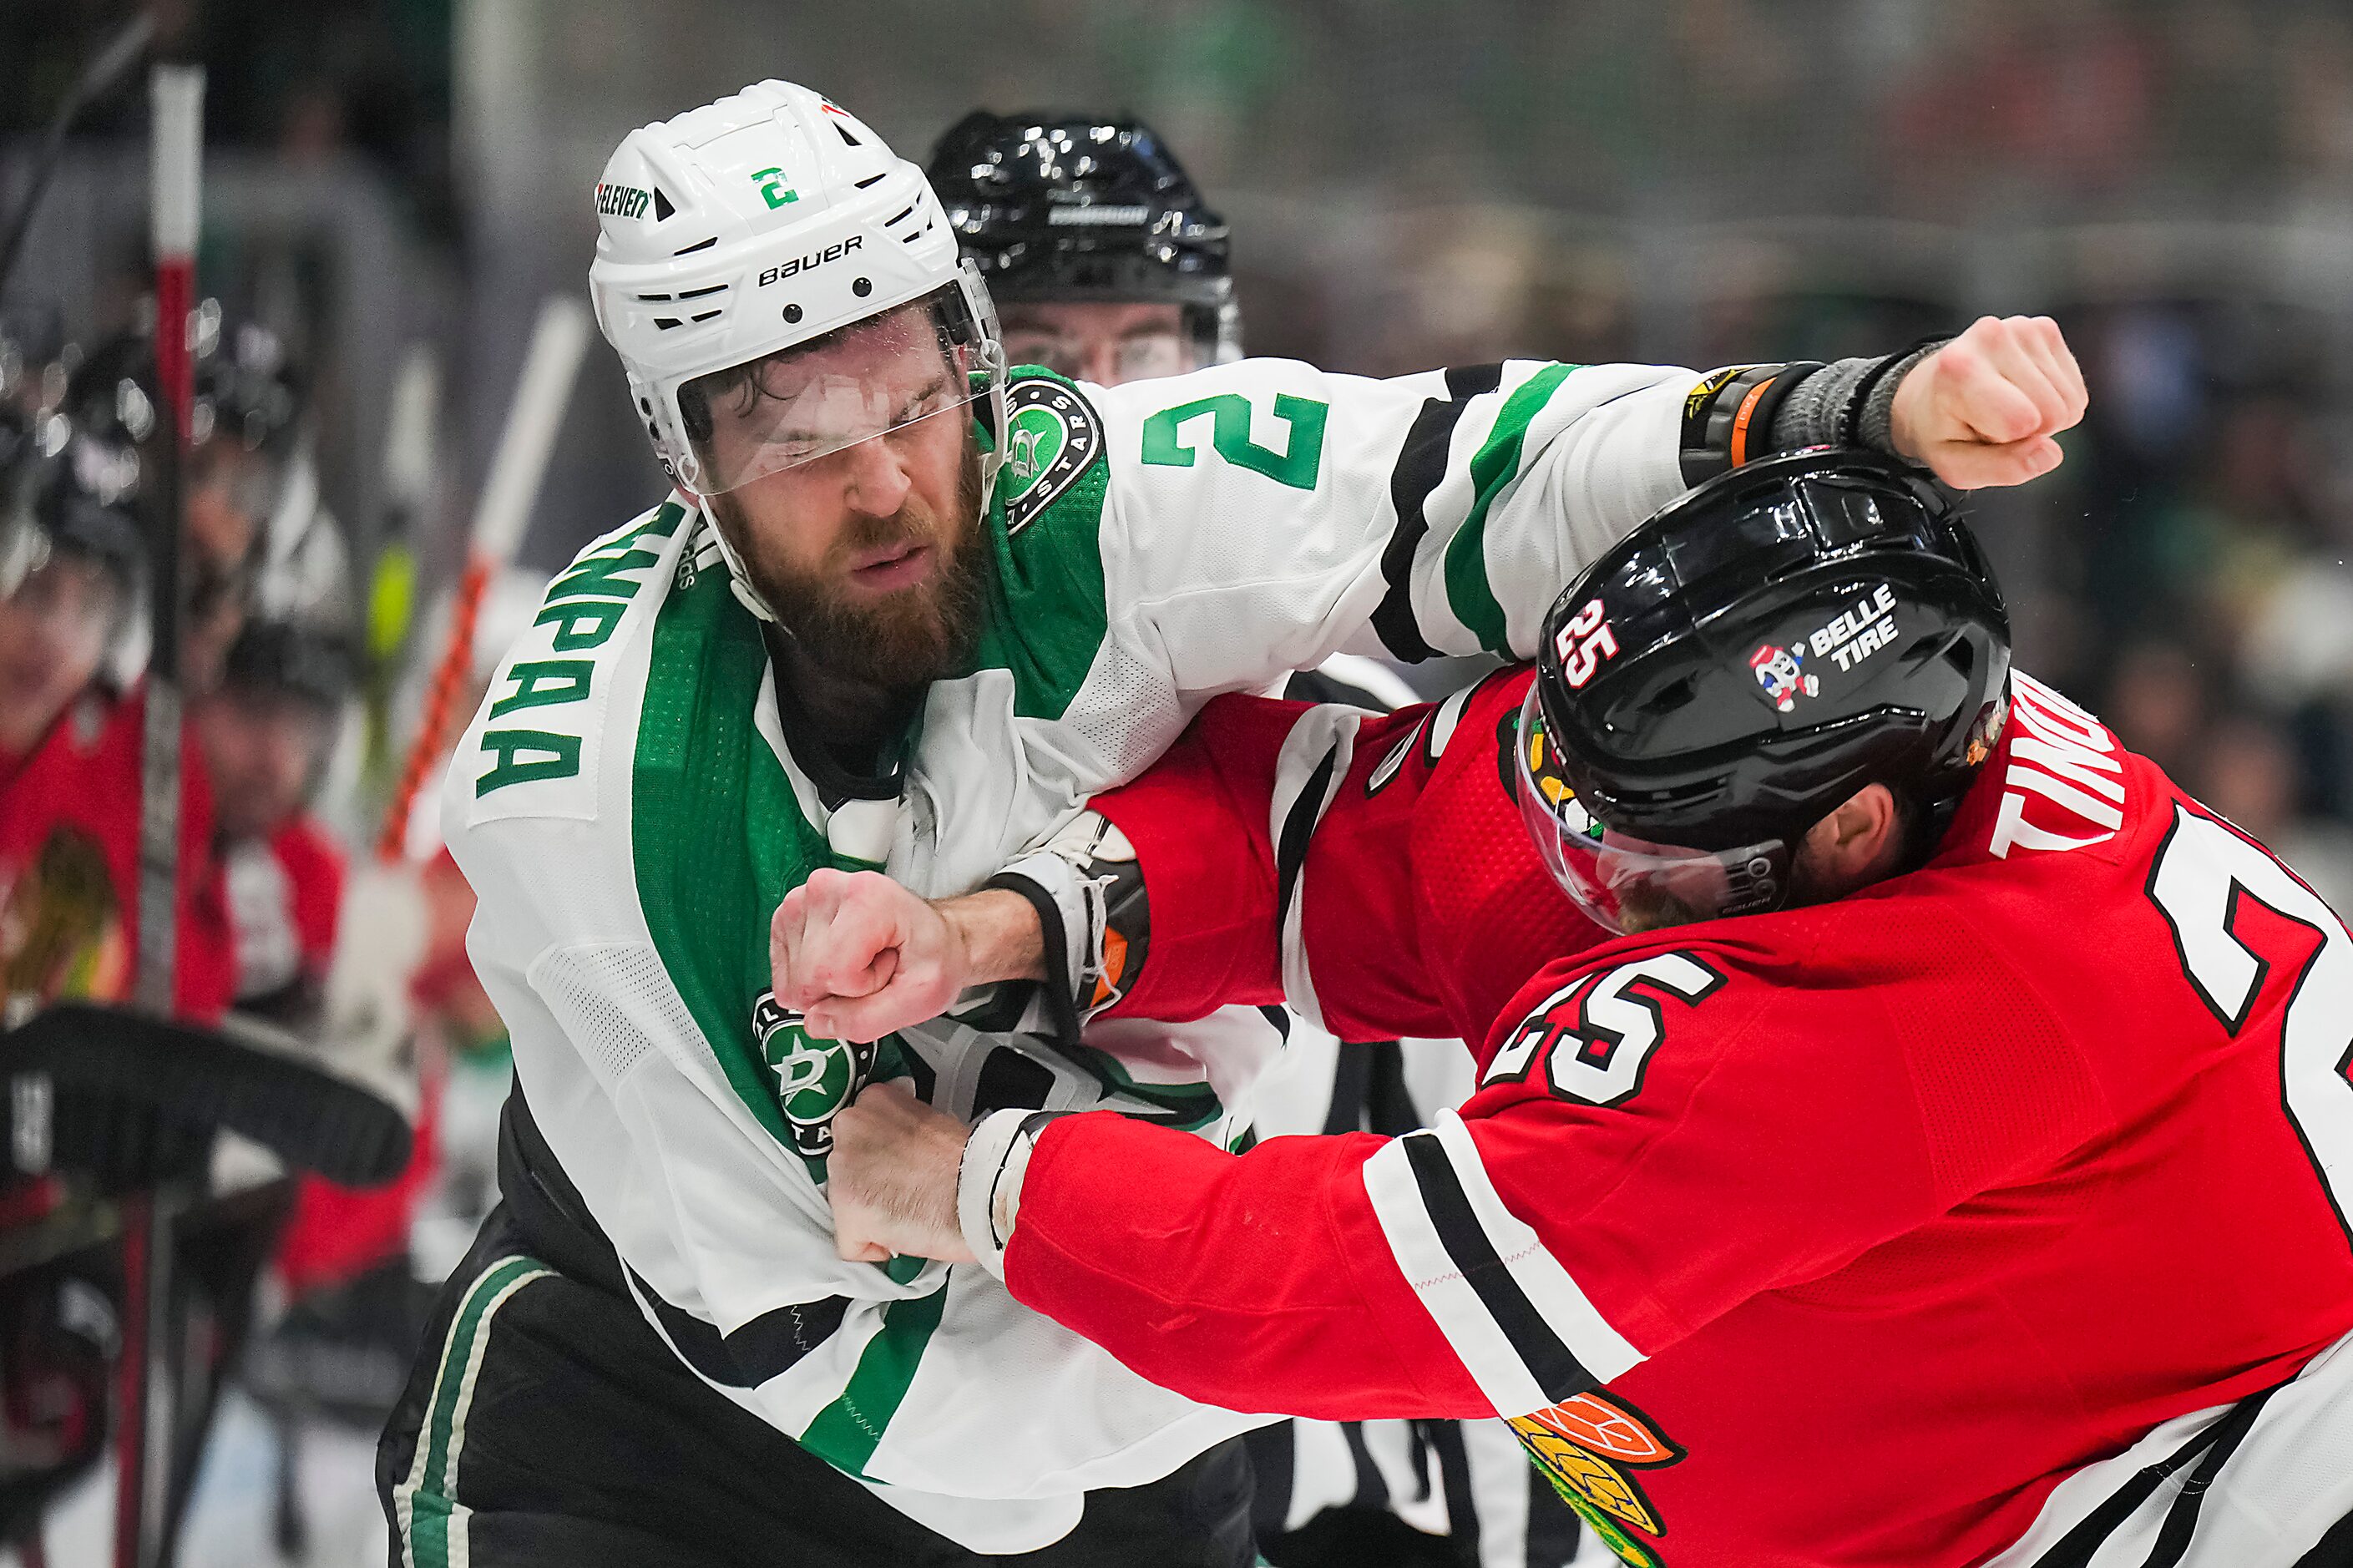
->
<box><xmin>374</xmin><ymin>295</ymin><xmax>589</xmax><ymax>862</ymax></box>
<box><xmin>315</xmin><ymin>301</ymin><xmax>586</xmax><ymax>1144</ymax></box>
<box><xmin>358</xmin><ymin>346</ymin><xmax>442</xmax><ymax>797</ymax></box>
<box><xmin>134</xmin><ymin>63</ymin><xmax>200</xmax><ymax>1015</ymax></box>
<box><xmin>114</xmin><ymin>64</ymin><xmax>200</xmax><ymax>1568</ymax></box>
<box><xmin>3</xmin><ymin>1003</ymin><xmax>412</xmax><ymax>1188</ymax></box>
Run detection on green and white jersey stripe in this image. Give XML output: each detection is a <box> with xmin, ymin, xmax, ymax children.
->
<box><xmin>394</xmin><ymin>1255</ymin><xmax>552</xmax><ymax>1568</ymax></box>
<box><xmin>441</xmin><ymin>358</ymin><xmax>1696</xmax><ymax>1548</ymax></box>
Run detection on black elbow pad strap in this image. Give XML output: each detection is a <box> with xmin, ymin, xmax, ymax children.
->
<box><xmin>984</xmin><ymin>867</ymin><xmax>1088</xmax><ymax>1051</ymax></box>
<box><xmin>986</xmin><ymin>812</ymin><xmax>1153</xmax><ymax>1047</ymax></box>
<box><xmin>1678</xmin><ymin>362</ymin><xmax>1824</xmax><ymax>486</ymax></box>
<box><xmin>1681</xmin><ymin>338</ymin><xmax>1953</xmax><ymax>486</ymax></box>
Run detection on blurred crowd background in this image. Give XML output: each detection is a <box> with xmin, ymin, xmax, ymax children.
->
<box><xmin>9</xmin><ymin>1</ymin><xmax>2353</xmax><ymax>1563</ymax></box>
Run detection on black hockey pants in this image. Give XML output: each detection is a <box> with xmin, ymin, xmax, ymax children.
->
<box><xmin>376</xmin><ymin>1093</ymin><xmax>1255</xmax><ymax>1568</ymax></box>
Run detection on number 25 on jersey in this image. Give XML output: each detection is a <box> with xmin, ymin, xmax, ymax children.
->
<box><xmin>1485</xmin><ymin>953</ymin><xmax>1726</xmax><ymax>1107</ymax></box>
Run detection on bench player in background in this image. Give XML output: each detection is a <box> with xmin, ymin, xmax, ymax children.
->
<box><xmin>806</xmin><ymin>448</ymin><xmax>2353</xmax><ymax>1567</ymax></box>
<box><xmin>930</xmin><ymin>108</ymin><xmax>1562</xmax><ymax>1565</ymax></box>
<box><xmin>926</xmin><ymin>109</ymin><xmax>1239</xmax><ymax>388</ymax></box>
<box><xmin>0</xmin><ymin>312</ymin><xmax>281</xmax><ymax>1528</ymax></box>
<box><xmin>0</xmin><ymin>317</ymin><xmax>274</xmax><ymax>1020</ymax></box>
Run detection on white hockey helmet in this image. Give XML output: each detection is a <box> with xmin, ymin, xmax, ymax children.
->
<box><xmin>588</xmin><ymin>81</ymin><xmax>1008</xmax><ymax>547</ymax></box>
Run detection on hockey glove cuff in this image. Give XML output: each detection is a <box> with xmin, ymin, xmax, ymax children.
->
<box><xmin>958</xmin><ymin>1107</ymin><xmax>1065</xmax><ymax>1277</ymax></box>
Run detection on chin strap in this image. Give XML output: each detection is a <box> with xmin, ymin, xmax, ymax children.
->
<box><xmin>959</xmin><ymin>255</ymin><xmax>1011</xmax><ymax>513</ymax></box>
<box><xmin>691</xmin><ymin>498</ymin><xmax>782</xmax><ymax>624</ymax></box>
<box><xmin>970</xmin><ymin>357</ymin><xmax>1010</xmax><ymax>516</ymax></box>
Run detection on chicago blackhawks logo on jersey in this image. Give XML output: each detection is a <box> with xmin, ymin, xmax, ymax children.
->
<box><xmin>1508</xmin><ymin>1391</ymin><xmax>1686</xmax><ymax>1568</ymax></box>
<box><xmin>751</xmin><ymin>989</ymin><xmax>876</xmax><ymax>1159</ymax></box>
<box><xmin>2</xmin><ymin>827</ymin><xmax>129</xmax><ymax>1008</ymax></box>
<box><xmin>1000</xmin><ymin>377</ymin><xmax>1102</xmax><ymax>535</ymax></box>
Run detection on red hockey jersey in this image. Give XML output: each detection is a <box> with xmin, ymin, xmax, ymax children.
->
<box><xmin>999</xmin><ymin>668</ymin><xmax>2353</xmax><ymax>1567</ymax></box>
<box><xmin>0</xmin><ymin>685</ymin><xmax>235</xmax><ymax>1021</ymax></box>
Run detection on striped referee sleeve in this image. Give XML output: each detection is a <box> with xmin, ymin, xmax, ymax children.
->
<box><xmin>1362</xmin><ymin>1110</ymin><xmax>1642</xmax><ymax>1417</ymax></box>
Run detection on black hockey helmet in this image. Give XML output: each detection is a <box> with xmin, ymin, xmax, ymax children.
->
<box><xmin>0</xmin><ymin>406</ymin><xmax>144</xmax><ymax>596</ymax></box>
<box><xmin>1516</xmin><ymin>448</ymin><xmax>2011</xmax><ymax>933</ymax></box>
<box><xmin>220</xmin><ymin>617</ymin><xmax>355</xmax><ymax>711</ymax></box>
<box><xmin>62</xmin><ymin>304</ymin><xmax>301</xmax><ymax>516</ymax></box>
<box><xmin>925</xmin><ymin>111</ymin><xmax>1238</xmax><ymax>363</ymax></box>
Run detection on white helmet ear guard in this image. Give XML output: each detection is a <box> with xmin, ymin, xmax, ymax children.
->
<box><xmin>954</xmin><ymin>258</ymin><xmax>1010</xmax><ymax>510</ymax></box>
<box><xmin>622</xmin><ymin>370</ymin><xmax>688</xmax><ymax>486</ymax></box>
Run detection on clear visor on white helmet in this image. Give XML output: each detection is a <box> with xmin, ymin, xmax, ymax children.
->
<box><xmin>681</xmin><ymin>282</ymin><xmax>1004</xmax><ymax>496</ymax></box>
<box><xmin>1512</xmin><ymin>682</ymin><xmax>1787</xmax><ymax>935</ymax></box>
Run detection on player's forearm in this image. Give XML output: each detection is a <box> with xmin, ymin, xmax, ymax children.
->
<box><xmin>938</xmin><ymin>888</ymin><xmax>1046</xmax><ymax>985</ymax></box>
<box><xmin>1443</xmin><ymin>347</ymin><xmax>1952</xmax><ymax>664</ymax></box>
<box><xmin>974</xmin><ymin>1109</ymin><xmax>1493</xmax><ymax>1422</ymax></box>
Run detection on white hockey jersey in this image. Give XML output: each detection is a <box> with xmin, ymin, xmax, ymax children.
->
<box><xmin>442</xmin><ymin>356</ymin><xmax>1694</xmax><ymax>1549</ymax></box>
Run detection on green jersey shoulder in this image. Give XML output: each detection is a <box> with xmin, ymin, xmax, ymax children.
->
<box><xmin>974</xmin><ymin>369</ymin><xmax>1114</xmax><ymax>722</ymax></box>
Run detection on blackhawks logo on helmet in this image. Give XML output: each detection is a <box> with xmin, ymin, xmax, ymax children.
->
<box><xmin>751</xmin><ymin>989</ymin><xmax>877</xmax><ymax>1159</ymax></box>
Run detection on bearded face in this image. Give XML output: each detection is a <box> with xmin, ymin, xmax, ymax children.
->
<box><xmin>693</xmin><ymin>303</ymin><xmax>993</xmax><ymax>690</ymax></box>
<box><xmin>710</xmin><ymin>432</ymin><xmax>988</xmax><ymax>690</ymax></box>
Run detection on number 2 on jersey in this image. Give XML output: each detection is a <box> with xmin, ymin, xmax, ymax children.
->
<box><xmin>1139</xmin><ymin>392</ymin><xmax>1329</xmax><ymax>490</ymax></box>
<box><xmin>2148</xmin><ymin>805</ymin><xmax>2353</xmax><ymax>1242</ymax></box>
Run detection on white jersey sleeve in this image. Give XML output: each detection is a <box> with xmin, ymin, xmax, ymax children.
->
<box><xmin>1089</xmin><ymin>357</ymin><xmax>1688</xmax><ymax>691</ymax></box>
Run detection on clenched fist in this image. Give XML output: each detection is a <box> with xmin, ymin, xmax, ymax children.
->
<box><xmin>771</xmin><ymin>867</ymin><xmax>967</xmax><ymax>1043</ymax></box>
<box><xmin>827</xmin><ymin>1081</ymin><xmax>975</xmax><ymax>1265</ymax></box>
<box><xmin>770</xmin><ymin>869</ymin><xmax>1043</xmax><ymax>1044</ymax></box>
<box><xmin>1890</xmin><ymin>315</ymin><xmax>2087</xmax><ymax>489</ymax></box>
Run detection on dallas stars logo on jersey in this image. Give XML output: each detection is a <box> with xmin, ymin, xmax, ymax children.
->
<box><xmin>1000</xmin><ymin>377</ymin><xmax>1101</xmax><ymax>535</ymax></box>
<box><xmin>751</xmin><ymin>989</ymin><xmax>877</xmax><ymax>1159</ymax></box>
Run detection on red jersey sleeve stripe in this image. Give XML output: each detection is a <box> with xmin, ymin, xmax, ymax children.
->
<box><xmin>1428</xmin><ymin>1113</ymin><xmax>1643</xmax><ymax>1383</ymax></box>
<box><xmin>1363</xmin><ymin>1112</ymin><xmax>1644</xmax><ymax>1415</ymax></box>
<box><xmin>1426</xmin><ymin>677</ymin><xmax>1480</xmax><ymax>756</ymax></box>
<box><xmin>1268</xmin><ymin>706</ymin><xmax>1364</xmax><ymax>1033</ymax></box>
<box><xmin>1364</xmin><ymin>1130</ymin><xmax>1556</xmax><ymax>1414</ymax></box>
